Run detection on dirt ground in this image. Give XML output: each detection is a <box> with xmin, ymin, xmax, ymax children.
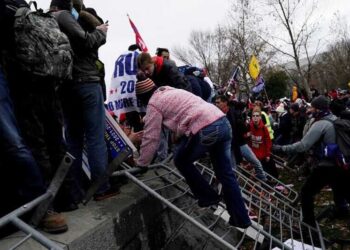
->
<box><xmin>278</xmin><ymin>157</ymin><xmax>350</xmax><ymax>250</ymax></box>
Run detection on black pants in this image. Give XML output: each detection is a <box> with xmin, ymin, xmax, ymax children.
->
<box><xmin>261</xmin><ymin>157</ymin><xmax>279</xmax><ymax>179</ymax></box>
<box><xmin>301</xmin><ymin>164</ymin><xmax>350</xmax><ymax>226</ymax></box>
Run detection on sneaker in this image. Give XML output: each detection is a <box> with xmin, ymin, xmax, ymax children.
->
<box><xmin>40</xmin><ymin>210</ymin><xmax>68</xmax><ymax>234</ymax></box>
<box><xmin>93</xmin><ymin>186</ymin><xmax>120</xmax><ymax>201</ymax></box>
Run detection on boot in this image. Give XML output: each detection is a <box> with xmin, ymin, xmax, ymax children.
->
<box><xmin>40</xmin><ymin>210</ymin><xmax>68</xmax><ymax>234</ymax></box>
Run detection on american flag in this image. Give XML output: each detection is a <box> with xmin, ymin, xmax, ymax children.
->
<box><xmin>128</xmin><ymin>15</ymin><xmax>148</xmax><ymax>52</ymax></box>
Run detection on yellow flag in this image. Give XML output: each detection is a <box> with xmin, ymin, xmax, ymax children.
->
<box><xmin>292</xmin><ymin>86</ymin><xmax>298</xmax><ymax>102</ymax></box>
<box><xmin>249</xmin><ymin>55</ymin><xmax>260</xmax><ymax>80</ymax></box>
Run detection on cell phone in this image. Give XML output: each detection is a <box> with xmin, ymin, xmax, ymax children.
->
<box><xmin>105</xmin><ymin>20</ymin><xmax>109</xmax><ymax>24</ymax></box>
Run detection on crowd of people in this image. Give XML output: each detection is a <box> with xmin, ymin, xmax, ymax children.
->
<box><xmin>1</xmin><ymin>0</ymin><xmax>350</xmax><ymax>240</ymax></box>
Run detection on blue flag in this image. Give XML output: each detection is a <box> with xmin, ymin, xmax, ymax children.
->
<box><xmin>252</xmin><ymin>74</ymin><xmax>265</xmax><ymax>94</ymax></box>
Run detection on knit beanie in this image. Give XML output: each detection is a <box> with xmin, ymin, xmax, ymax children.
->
<box><xmin>50</xmin><ymin>0</ymin><xmax>72</xmax><ymax>10</ymax></box>
<box><xmin>136</xmin><ymin>78</ymin><xmax>156</xmax><ymax>95</ymax></box>
<box><xmin>311</xmin><ymin>96</ymin><xmax>329</xmax><ymax>110</ymax></box>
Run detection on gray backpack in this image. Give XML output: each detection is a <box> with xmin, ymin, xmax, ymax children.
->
<box><xmin>13</xmin><ymin>2</ymin><xmax>73</xmax><ymax>79</ymax></box>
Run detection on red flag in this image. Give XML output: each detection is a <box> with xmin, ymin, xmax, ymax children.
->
<box><xmin>128</xmin><ymin>15</ymin><xmax>148</xmax><ymax>52</ymax></box>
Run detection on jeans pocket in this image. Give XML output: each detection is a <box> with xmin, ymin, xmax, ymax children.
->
<box><xmin>200</xmin><ymin>126</ymin><xmax>219</xmax><ymax>146</ymax></box>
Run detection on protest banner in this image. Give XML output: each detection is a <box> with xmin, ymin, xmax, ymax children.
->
<box><xmin>106</xmin><ymin>50</ymin><xmax>146</xmax><ymax>119</ymax></box>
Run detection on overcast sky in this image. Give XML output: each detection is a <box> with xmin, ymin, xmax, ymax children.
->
<box><xmin>35</xmin><ymin>0</ymin><xmax>349</xmax><ymax>87</ymax></box>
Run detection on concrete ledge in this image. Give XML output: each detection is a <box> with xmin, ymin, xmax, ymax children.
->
<box><xmin>0</xmin><ymin>177</ymin><xmax>156</xmax><ymax>250</ymax></box>
<box><xmin>0</xmin><ymin>172</ymin><xmax>229</xmax><ymax>250</ymax></box>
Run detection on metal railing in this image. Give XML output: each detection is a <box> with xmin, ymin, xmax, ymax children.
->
<box><xmin>114</xmin><ymin>157</ymin><xmax>326</xmax><ymax>250</ymax></box>
<box><xmin>0</xmin><ymin>153</ymin><xmax>74</xmax><ymax>250</ymax></box>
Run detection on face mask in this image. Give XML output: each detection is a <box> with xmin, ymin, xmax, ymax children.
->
<box><xmin>71</xmin><ymin>8</ymin><xmax>79</xmax><ymax>20</ymax></box>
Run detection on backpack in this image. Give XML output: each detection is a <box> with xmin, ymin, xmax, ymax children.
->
<box><xmin>12</xmin><ymin>1</ymin><xmax>73</xmax><ymax>79</ymax></box>
<box><xmin>178</xmin><ymin>65</ymin><xmax>212</xmax><ymax>101</ymax></box>
<box><xmin>323</xmin><ymin>118</ymin><xmax>350</xmax><ymax>170</ymax></box>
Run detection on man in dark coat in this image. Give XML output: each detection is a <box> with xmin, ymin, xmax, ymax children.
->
<box><xmin>137</xmin><ymin>52</ymin><xmax>192</xmax><ymax>92</ymax></box>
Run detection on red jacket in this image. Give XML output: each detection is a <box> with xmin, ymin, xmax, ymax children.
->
<box><xmin>248</xmin><ymin>120</ymin><xmax>272</xmax><ymax>160</ymax></box>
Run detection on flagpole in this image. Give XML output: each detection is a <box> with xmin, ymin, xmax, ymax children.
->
<box><xmin>224</xmin><ymin>67</ymin><xmax>238</xmax><ymax>95</ymax></box>
<box><xmin>263</xmin><ymin>86</ymin><xmax>271</xmax><ymax>107</ymax></box>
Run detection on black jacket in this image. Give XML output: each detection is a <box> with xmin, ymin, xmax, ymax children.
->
<box><xmin>185</xmin><ymin>75</ymin><xmax>211</xmax><ymax>101</ymax></box>
<box><xmin>151</xmin><ymin>60</ymin><xmax>192</xmax><ymax>92</ymax></box>
<box><xmin>53</xmin><ymin>10</ymin><xmax>106</xmax><ymax>83</ymax></box>
<box><xmin>226</xmin><ymin>107</ymin><xmax>243</xmax><ymax>163</ymax></box>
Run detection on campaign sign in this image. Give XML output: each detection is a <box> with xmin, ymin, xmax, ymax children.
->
<box><xmin>104</xmin><ymin>109</ymin><xmax>137</xmax><ymax>159</ymax></box>
<box><xmin>107</xmin><ymin>50</ymin><xmax>146</xmax><ymax>118</ymax></box>
<box><xmin>82</xmin><ymin>110</ymin><xmax>138</xmax><ymax>179</ymax></box>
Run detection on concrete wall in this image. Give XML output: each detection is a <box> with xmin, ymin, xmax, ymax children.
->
<box><xmin>0</xmin><ymin>174</ymin><xmax>230</xmax><ymax>250</ymax></box>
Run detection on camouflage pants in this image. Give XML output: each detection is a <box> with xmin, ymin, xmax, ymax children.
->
<box><xmin>10</xmin><ymin>76</ymin><xmax>66</xmax><ymax>184</ymax></box>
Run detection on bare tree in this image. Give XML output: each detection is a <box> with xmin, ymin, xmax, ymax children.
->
<box><xmin>262</xmin><ymin>0</ymin><xmax>321</xmax><ymax>97</ymax></box>
<box><xmin>173</xmin><ymin>28</ymin><xmax>230</xmax><ymax>85</ymax></box>
<box><xmin>173</xmin><ymin>0</ymin><xmax>275</xmax><ymax>89</ymax></box>
<box><xmin>310</xmin><ymin>15</ymin><xmax>350</xmax><ymax>90</ymax></box>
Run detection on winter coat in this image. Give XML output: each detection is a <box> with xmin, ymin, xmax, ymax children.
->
<box><xmin>248</xmin><ymin>120</ymin><xmax>272</xmax><ymax>160</ymax></box>
<box><xmin>277</xmin><ymin>112</ymin><xmax>292</xmax><ymax>141</ymax></box>
<box><xmin>137</xmin><ymin>86</ymin><xmax>224</xmax><ymax>166</ymax></box>
<box><xmin>282</xmin><ymin>113</ymin><xmax>336</xmax><ymax>157</ymax></box>
<box><xmin>226</xmin><ymin>107</ymin><xmax>243</xmax><ymax>163</ymax></box>
<box><xmin>53</xmin><ymin>10</ymin><xmax>106</xmax><ymax>83</ymax></box>
<box><xmin>151</xmin><ymin>57</ymin><xmax>192</xmax><ymax>92</ymax></box>
<box><xmin>185</xmin><ymin>75</ymin><xmax>211</xmax><ymax>101</ymax></box>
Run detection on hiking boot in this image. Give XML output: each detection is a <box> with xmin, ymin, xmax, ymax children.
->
<box><xmin>40</xmin><ymin>210</ymin><xmax>68</xmax><ymax>234</ymax></box>
<box><xmin>93</xmin><ymin>186</ymin><xmax>120</xmax><ymax>201</ymax></box>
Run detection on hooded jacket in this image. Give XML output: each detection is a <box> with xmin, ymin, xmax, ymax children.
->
<box><xmin>52</xmin><ymin>10</ymin><xmax>106</xmax><ymax>83</ymax></box>
<box><xmin>249</xmin><ymin>120</ymin><xmax>272</xmax><ymax>160</ymax></box>
<box><xmin>281</xmin><ymin>113</ymin><xmax>336</xmax><ymax>156</ymax></box>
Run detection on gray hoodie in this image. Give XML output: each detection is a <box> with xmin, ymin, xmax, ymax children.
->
<box><xmin>282</xmin><ymin>114</ymin><xmax>336</xmax><ymax>154</ymax></box>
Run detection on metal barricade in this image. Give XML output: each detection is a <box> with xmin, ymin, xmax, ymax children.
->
<box><xmin>235</xmin><ymin>164</ymin><xmax>299</xmax><ymax>204</ymax></box>
<box><xmin>0</xmin><ymin>153</ymin><xmax>74</xmax><ymax>250</ymax></box>
<box><xmin>113</xmin><ymin>157</ymin><xmax>326</xmax><ymax>250</ymax></box>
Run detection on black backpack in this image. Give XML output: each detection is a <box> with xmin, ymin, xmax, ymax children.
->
<box><xmin>333</xmin><ymin>119</ymin><xmax>350</xmax><ymax>161</ymax></box>
<box><xmin>11</xmin><ymin>1</ymin><xmax>73</xmax><ymax>79</ymax></box>
<box><xmin>323</xmin><ymin>118</ymin><xmax>350</xmax><ymax>169</ymax></box>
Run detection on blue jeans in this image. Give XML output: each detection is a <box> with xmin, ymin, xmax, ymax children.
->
<box><xmin>62</xmin><ymin>83</ymin><xmax>108</xmax><ymax>197</ymax></box>
<box><xmin>155</xmin><ymin>127</ymin><xmax>169</xmax><ymax>162</ymax></box>
<box><xmin>174</xmin><ymin>117</ymin><xmax>250</xmax><ymax>226</ymax></box>
<box><xmin>240</xmin><ymin>144</ymin><xmax>267</xmax><ymax>181</ymax></box>
<box><xmin>0</xmin><ymin>67</ymin><xmax>45</xmax><ymax>203</ymax></box>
